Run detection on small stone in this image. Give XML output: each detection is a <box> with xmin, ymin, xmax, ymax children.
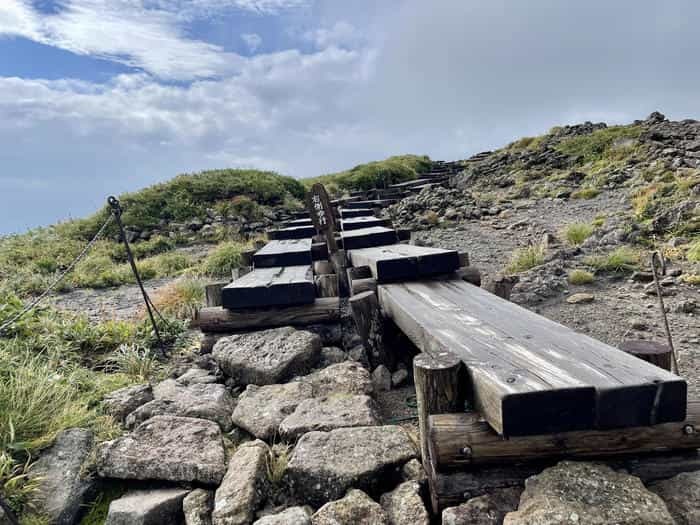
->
<box><xmin>667</xmin><ymin>267</ymin><xmax>683</xmax><ymax>277</ymax></box>
<box><xmin>319</xmin><ymin>347</ymin><xmax>347</xmax><ymax>367</ymax></box>
<box><xmin>631</xmin><ymin>319</ymin><xmax>649</xmax><ymax>331</ymax></box>
<box><xmin>566</xmin><ymin>293</ymin><xmax>595</xmax><ymax>304</ymax></box>
<box><xmin>391</xmin><ymin>368</ymin><xmax>409</xmax><ymax>388</ymax></box>
<box><xmin>443</xmin><ymin>488</ymin><xmax>521</xmax><ymax>525</ymax></box>
<box><xmin>105</xmin><ymin>489</ymin><xmax>189</xmax><ymax>525</ymax></box>
<box><xmin>380</xmin><ymin>481</ymin><xmax>429</xmax><ymax>525</ymax></box>
<box><xmin>212</xmin><ymin>440</ymin><xmax>269</xmax><ymax>525</ymax></box>
<box><xmin>311</xmin><ymin>489</ymin><xmax>387</xmax><ymax>525</ymax></box>
<box><xmin>372</xmin><ymin>365</ymin><xmax>392</xmax><ymax>392</ymax></box>
<box><xmin>400</xmin><ymin>459</ymin><xmax>427</xmax><ymax>484</ymax></box>
<box><xmin>660</xmin><ymin>276</ymin><xmax>676</xmax><ymax>287</ymax></box>
<box><xmin>177</xmin><ymin>367</ymin><xmax>219</xmax><ymax>385</ymax></box>
<box><xmin>253</xmin><ymin>506</ymin><xmax>312</xmax><ymax>525</ymax></box>
<box><xmin>674</xmin><ymin>300</ymin><xmax>697</xmax><ymax>314</ymax></box>
<box><xmin>631</xmin><ymin>271</ymin><xmax>654</xmax><ymax>283</ymax></box>
<box><xmin>103</xmin><ymin>384</ymin><xmax>153</xmax><ymax>423</ymax></box>
<box><xmin>300</xmin><ymin>361</ymin><xmax>374</xmax><ymax>397</ymax></box>
<box><xmin>183</xmin><ymin>489</ymin><xmax>213</xmax><ymax>525</ymax></box>
<box><xmin>648</xmin><ymin>470</ymin><xmax>700</xmax><ymax>525</ymax></box>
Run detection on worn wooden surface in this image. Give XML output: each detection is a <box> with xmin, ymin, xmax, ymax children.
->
<box><xmin>344</xmin><ymin>199</ymin><xmax>397</xmax><ymax>209</ymax></box>
<box><xmin>315</xmin><ymin>274</ymin><xmax>339</xmax><ymax>298</ymax></box>
<box><xmin>349</xmin><ymin>244</ymin><xmax>460</xmax><ymax>283</ymax></box>
<box><xmin>341</xmin><ymin>226</ymin><xmax>398</xmax><ymax>251</ymax></box>
<box><xmin>340</xmin><ymin>207</ymin><xmax>375</xmax><ymax>218</ymax></box>
<box><xmin>350</xmin><ymin>277</ymin><xmax>377</xmax><ymax>296</ymax></box>
<box><xmin>340</xmin><ymin>216</ymin><xmax>390</xmax><ymax>231</ymax></box>
<box><xmin>253</xmin><ymin>239</ymin><xmax>312</xmax><ymax>269</ymax></box>
<box><xmin>620</xmin><ymin>340</ymin><xmax>673</xmax><ymax>371</ymax></box>
<box><xmin>379</xmin><ymin>279</ymin><xmax>686</xmax><ymax>436</ymax></box>
<box><xmin>268</xmin><ymin>225</ymin><xmax>316</xmax><ymax>240</ymax></box>
<box><xmin>429</xmin><ymin>399</ymin><xmax>700</xmax><ymax>469</ymax></box>
<box><xmin>285</xmin><ymin>218</ymin><xmax>313</xmax><ymax>227</ymax></box>
<box><xmin>196</xmin><ymin>298</ymin><xmax>340</xmax><ymax>332</ymax></box>
<box><xmin>222</xmin><ymin>265</ymin><xmax>315</xmax><ymax>309</ymax></box>
<box><xmin>311</xmin><ymin>242</ymin><xmax>329</xmax><ymax>261</ymax></box>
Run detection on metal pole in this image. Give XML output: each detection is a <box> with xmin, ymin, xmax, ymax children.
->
<box><xmin>650</xmin><ymin>251</ymin><xmax>679</xmax><ymax>374</ymax></box>
<box><xmin>107</xmin><ymin>196</ymin><xmax>166</xmax><ymax>356</ymax></box>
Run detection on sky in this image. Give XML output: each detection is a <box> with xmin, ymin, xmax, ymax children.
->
<box><xmin>1</xmin><ymin>1</ymin><xmax>700</xmax><ymax>234</ymax></box>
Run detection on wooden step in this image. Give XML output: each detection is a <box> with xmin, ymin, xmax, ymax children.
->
<box><xmin>388</xmin><ymin>178</ymin><xmax>435</xmax><ymax>189</ymax></box>
<box><xmin>378</xmin><ymin>279</ymin><xmax>686</xmax><ymax>437</ymax></box>
<box><xmin>222</xmin><ymin>265</ymin><xmax>315</xmax><ymax>310</ymax></box>
<box><xmin>344</xmin><ymin>199</ymin><xmax>398</xmax><ymax>210</ymax></box>
<box><xmin>340</xmin><ymin>216</ymin><xmax>391</xmax><ymax>231</ymax></box>
<box><xmin>340</xmin><ymin>208</ymin><xmax>376</xmax><ymax>219</ymax></box>
<box><xmin>341</xmin><ymin>226</ymin><xmax>398</xmax><ymax>250</ymax></box>
<box><xmin>349</xmin><ymin>244</ymin><xmax>459</xmax><ymax>283</ymax></box>
<box><xmin>284</xmin><ymin>218</ymin><xmax>313</xmax><ymax>227</ymax></box>
<box><xmin>253</xmin><ymin>239</ymin><xmax>312</xmax><ymax>268</ymax></box>
<box><xmin>268</xmin><ymin>225</ymin><xmax>316</xmax><ymax>240</ymax></box>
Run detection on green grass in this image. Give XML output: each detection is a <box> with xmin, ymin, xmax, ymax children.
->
<box><xmin>150</xmin><ymin>278</ymin><xmax>205</xmax><ymax>321</ymax></box>
<box><xmin>688</xmin><ymin>240</ymin><xmax>700</xmax><ymax>262</ymax></box>
<box><xmin>200</xmin><ymin>240</ymin><xmax>254</xmax><ymax>277</ymax></box>
<box><xmin>506</xmin><ymin>245</ymin><xmax>546</xmax><ymax>273</ymax></box>
<box><xmin>563</xmin><ymin>223</ymin><xmax>595</xmax><ymax>246</ymax></box>
<box><xmin>80</xmin><ymin>486</ymin><xmax>126</xmax><ymax>525</ymax></box>
<box><xmin>568</xmin><ymin>269</ymin><xmax>595</xmax><ymax>285</ymax></box>
<box><xmin>584</xmin><ymin>247</ymin><xmax>640</xmax><ymax>274</ymax></box>
<box><xmin>631</xmin><ymin>170</ymin><xmax>699</xmax><ymax>235</ymax></box>
<box><xmin>570</xmin><ymin>188</ymin><xmax>600</xmax><ymax>200</ymax></box>
<box><xmin>555</xmin><ymin>125</ymin><xmax>642</xmax><ymax>164</ymax></box>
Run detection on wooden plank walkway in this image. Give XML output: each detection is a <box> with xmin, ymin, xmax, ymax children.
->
<box><xmin>222</xmin><ymin>265</ymin><xmax>315</xmax><ymax>310</ymax></box>
<box><xmin>378</xmin><ymin>279</ymin><xmax>686</xmax><ymax>436</ymax></box>
<box><xmin>340</xmin><ymin>216</ymin><xmax>389</xmax><ymax>231</ymax></box>
<box><xmin>339</xmin><ymin>208</ymin><xmax>375</xmax><ymax>218</ymax></box>
<box><xmin>268</xmin><ymin>225</ymin><xmax>316</xmax><ymax>240</ymax></box>
<box><xmin>341</xmin><ymin>226</ymin><xmax>398</xmax><ymax>250</ymax></box>
<box><xmin>348</xmin><ymin>244</ymin><xmax>460</xmax><ymax>283</ymax></box>
<box><xmin>253</xmin><ymin>239</ymin><xmax>312</xmax><ymax>268</ymax></box>
<box><xmin>344</xmin><ymin>199</ymin><xmax>397</xmax><ymax>209</ymax></box>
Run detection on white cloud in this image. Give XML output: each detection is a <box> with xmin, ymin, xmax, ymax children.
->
<box><xmin>241</xmin><ymin>32</ymin><xmax>262</xmax><ymax>53</ymax></box>
<box><xmin>303</xmin><ymin>21</ymin><xmax>362</xmax><ymax>49</ymax></box>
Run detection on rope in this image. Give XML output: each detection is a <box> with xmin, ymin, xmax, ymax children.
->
<box><xmin>0</xmin><ymin>215</ymin><xmax>114</xmax><ymax>335</ymax></box>
<box><xmin>650</xmin><ymin>251</ymin><xmax>680</xmax><ymax>374</ymax></box>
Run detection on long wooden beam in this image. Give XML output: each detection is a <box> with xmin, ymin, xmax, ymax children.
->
<box><xmin>340</xmin><ymin>226</ymin><xmax>398</xmax><ymax>250</ymax></box>
<box><xmin>348</xmin><ymin>244</ymin><xmax>460</xmax><ymax>283</ymax></box>
<box><xmin>222</xmin><ymin>265</ymin><xmax>315</xmax><ymax>309</ymax></box>
<box><xmin>253</xmin><ymin>239</ymin><xmax>312</xmax><ymax>268</ymax></box>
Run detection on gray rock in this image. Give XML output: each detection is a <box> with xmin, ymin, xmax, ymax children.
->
<box><xmin>279</xmin><ymin>394</ymin><xmax>381</xmax><ymax>440</ymax></box>
<box><xmin>126</xmin><ymin>382</ymin><xmax>235</xmax><ymax>431</ymax></box>
<box><xmin>183</xmin><ymin>489</ymin><xmax>213</xmax><ymax>525</ymax></box>
<box><xmin>319</xmin><ymin>347</ymin><xmax>347</xmax><ymax>367</ymax></box>
<box><xmin>103</xmin><ymin>384</ymin><xmax>153</xmax><ymax>423</ymax></box>
<box><xmin>105</xmin><ymin>489</ymin><xmax>189</xmax><ymax>525</ymax></box>
<box><xmin>177</xmin><ymin>367</ymin><xmax>219</xmax><ymax>385</ymax></box>
<box><xmin>503</xmin><ymin>461</ymin><xmax>674</xmax><ymax>525</ymax></box>
<box><xmin>311</xmin><ymin>489</ymin><xmax>388</xmax><ymax>525</ymax></box>
<box><xmin>212</xmin><ymin>440</ymin><xmax>269</xmax><ymax>525</ymax></box>
<box><xmin>674</xmin><ymin>300</ymin><xmax>697</xmax><ymax>314</ymax></box>
<box><xmin>380</xmin><ymin>481</ymin><xmax>429</xmax><ymax>525</ymax></box>
<box><xmin>30</xmin><ymin>428</ymin><xmax>96</xmax><ymax>525</ymax></box>
<box><xmin>400</xmin><ymin>459</ymin><xmax>427</xmax><ymax>485</ymax></box>
<box><xmin>233</xmin><ymin>382</ymin><xmax>313</xmax><ymax>440</ymax></box>
<box><xmin>253</xmin><ymin>507</ymin><xmax>312</xmax><ymax>525</ymax></box>
<box><xmin>286</xmin><ymin>426</ymin><xmax>416</xmax><ymax>506</ymax></box>
<box><xmin>301</xmin><ymin>361</ymin><xmax>373</xmax><ymax>397</ymax></box>
<box><xmin>213</xmin><ymin>327</ymin><xmax>321</xmax><ymax>386</ymax></box>
<box><xmin>648</xmin><ymin>470</ymin><xmax>700</xmax><ymax>525</ymax></box>
<box><xmin>391</xmin><ymin>368</ymin><xmax>408</xmax><ymax>388</ymax></box>
<box><xmin>442</xmin><ymin>488</ymin><xmax>521</xmax><ymax>525</ymax></box>
<box><xmin>97</xmin><ymin>416</ymin><xmax>226</xmax><ymax>485</ymax></box>
<box><xmin>372</xmin><ymin>365</ymin><xmax>392</xmax><ymax>392</ymax></box>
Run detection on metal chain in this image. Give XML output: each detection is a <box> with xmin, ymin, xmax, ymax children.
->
<box><xmin>0</xmin><ymin>215</ymin><xmax>114</xmax><ymax>335</ymax></box>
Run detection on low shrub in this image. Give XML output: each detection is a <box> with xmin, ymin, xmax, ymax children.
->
<box><xmin>568</xmin><ymin>269</ymin><xmax>595</xmax><ymax>285</ymax></box>
<box><xmin>506</xmin><ymin>245</ymin><xmax>545</xmax><ymax>273</ymax></box>
<box><xmin>555</xmin><ymin>125</ymin><xmax>642</xmax><ymax>163</ymax></box>
<box><xmin>564</xmin><ymin>223</ymin><xmax>595</xmax><ymax>246</ymax></box>
<box><xmin>201</xmin><ymin>240</ymin><xmax>252</xmax><ymax>277</ymax></box>
<box><xmin>571</xmin><ymin>188</ymin><xmax>600</xmax><ymax>200</ymax></box>
<box><xmin>687</xmin><ymin>240</ymin><xmax>700</xmax><ymax>262</ymax></box>
<box><xmin>585</xmin><ymin>247</ymin><xmax>640</xmax><ymax>273</ymax></box>
<box><xmin>149</xmin><ymin>279</ymin><xmax>205</xmax><ymax>321</ymax></box>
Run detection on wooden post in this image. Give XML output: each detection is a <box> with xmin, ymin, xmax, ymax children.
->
<box><xmin>313</xmin><ymin>261</ymin><xmax>334</xmax><ymax>275</ymax></box>
<box><xmin>349</xmin><ymin>291</ymin><xmax>392</xmax><ymax>369</ymax></box>
<box><xmin>351</xmin><ymin>278</ymin><xmax>377</xmax><ymax>296</ymax></box>
<box><xmin>201</xmin><ymin>332</ymin><xmax>222</xmax><ymax>354</ymax></box>
<box><xmin>458</xmin><ymin>251</ymin><xmax>470</xmax><ymax>267</ymax></box>
<box><xmin>240</xmin><ymin>249</ymin><xmax>256</xmax><ymax>268</ymax></box>
<box><xmin>330</xmin><ymin>249</ymin><xmax>349</xmax><ymax>296</ymax></box>
<box><xmin>205</xmin><ymin>282</ymin><xmax>227</xmax><ymax>307</ymax></box>
<box><xmin>620</xmin><ymin>340</ymin><xmax>673</xmax><ymax>371</ymax></box>
<box><xmin>315</xmin><ymin>274</ymin><xmax>339</xmax><ymax>298</ymax></box>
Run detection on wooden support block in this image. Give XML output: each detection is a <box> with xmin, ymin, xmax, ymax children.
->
<box><xmin>313</xmin><ymin>260</ymin><xmax>334</xmax><ymax>275</ymax></box>
<box><xmin>458</xmin><ymin>252</ymin><xmax>470</xmax><ymax>267</ymax></box>
<box><xmin>340</xmin><ymin>208</ymin><xmax>376</xmax><ymax>218</ymax></box>
<box><xmin>311</xmin><ymin>242</ymin><xmax>329</xmax><ymax>261</ymax></box>
<box><xmin>347</xmin><ymin>265</ymin><xmax>372</xmax><ymax>281</ymax></box>
<box><xmin>348</xmin><ymin>244</ymin><xmax>460</xmax><ymax>283</ymax></box>
<box><xmin>620</xmin><ymin>340</ymin><xmax>673</xmax><ymax>371</ymax></box>
<box><xmin>240</xmin><ymin>249</ymin><xmax>256</xmax><ymax>267</ymax></box>
<box><xmin>222</xmin><ymin>265</ymin><xmax>315</xmax><ymax>310</ymax></box>
<box><xmin>200</xmin><ymin>332</ymin><xmax>220</xmax><ymax>354</ymax></box>
<box><xmin>268</xmin><ymin>225</ymin><xmax>316</xmax><ymax>240</ymax></box>
<box><xmin>205</xmin><ymin>281</ymin><xmax>228</xmax><ymax>307</ymax></box>
<box><xmin>428</xmin><ymin>399</ymin><xmax>700</xmax><ymax>470</ymax></box>
<box><xmin>349</xmin><ymin>291</ymin><xmax>392</xmax><ymax>370</ymax></box>
<box><xmin>341</xmin><ymin>226</ymin><xmax>398</xmax><ymax>251</ymax></box>
<box><xmin>330</xmin><ymin>250</ymin><xmax>349</xmax><ymax>297</ymax></box>
<box><xmin>253</xmin><ymin>239</ymin><xmax>312</xmax><ymax>268</ymax></box>
<box><xmin>396</xmin><ymin>228</ymin><xmax>411</xmax><ymax>242</ymax></box>
<box><xmin>315</xmin><ymin>274</ymin><xmax>339</xmax><ymax>298</ymax></box>
<box><xmin>195</xmin><ymin>298</ymin><xmax>341</xmax><ymax>332</ymax></box>
<box><xmin>351</xmin><ymin>278</ymin><xmax>377</xmax><ymax>296</ymax></box>
<box><xmin>341</xmin><ymin>217</ymin><xmax>391</xmax><ymax>231</ymax></box>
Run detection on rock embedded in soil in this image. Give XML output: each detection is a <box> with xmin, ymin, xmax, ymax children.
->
<box><xmin>286</xmin><ymin>425</ymin><xmax>416</xmax><ymax>506</ymax></box>
<box><xmin>311</xmin><ymin>489</ymin><xmax>388</xmax><ymax>525</ymax></box>
<box><xmin>253</xmin><ymin>506</ymin><xmax>312</xmax><ymax>525</ymax></box>
<box><xmin>103</xmin><ymin>384</ymin><xmax>154</xmax><ymax>423</ymax></box>
<box><xmin>442</xmin><ymin>488</ymin><xmax>521</xmax><ymax>525</ymax></box>
<box><xmin>371</xmin><ymin>365</ymin><xmax>392</xmax><ymax>392</ymax></box>
<box><xmin>212</xmin><ymin>440</ymin><xmax>269</xmax><ymax>525</ymax></box>
<box><xmin>177</xmin><ymin>367</ymin><xmax>220</xmax><ymax>385</ymax></box>
<box><xmin>232</xmin><ymin>382</ymin><xmax>313</xmax><ymax>440</ymax></box>
<box><xmin>126</xmin><ymin>382</ymin><xmax>235</xmax><ymax>431</ymax></box>
<box><xmin>647</xmin><ymin>470</ymin><xmax>700</xmax><ymax>525</ymax></box>
<box><xmin>566</xmin><ymin>292</ymin><xmax>595</xmax><ymax>304</ymax></box>
<box><xmin>300</xmin><ymin>361</ymin><xmax>374</xmax><ymax>397</ymax></box>
<box><xmin>380</xmin><ymin>481</ymin><xmax>429</xmax><ymax>525</ymax></box>
<box><xmin>97</xmin><ymin>415</ymin><xmax>226</xmax><ymax>485</ymax></box>
<box><xmin>319</xmin><ymin>346</ymin><xmax>347</xmax><ymax>367</ymax></box>
<box><xmin>400</xmin><ymin>459</ymin><xmax>427</xmax><ymax>485</ymax></box>
<box><xmin>503</xmin><ymin>461</ymin><xmax>675</xmax><ymax>525</ymax></box>
<box><xmin>30</xmin><ymin>428</ymin><xmax>97</xmax><ymax>525</ymax></box>
<box><xmin>213</xmin><ymin>327</ymin><xmax>321</xmax><ymax>386</ymax></box>
<box><xmin>391</xmin><ymin>368</ymin><xmax>408</xmax><ymax>388</ymax></box>
<box><xmin>183</xmin><ymin>489</ymin><xmax>214</xmax><ymax>525</ymax></box>
<box><xmin>279</xmin><ymin>394</ymin><xmax>381</xmax><ymax>440</ymax></box>
<box><xmin>105</xmin><ymin>489</ymin><xmax>189</xmax><ymax>525</ymax></box>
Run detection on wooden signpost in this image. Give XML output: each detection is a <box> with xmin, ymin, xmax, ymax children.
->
<box><xmin>306</xmin><ymin>183</ymin><xmax>337</xmax><ymax>252</ymax></box>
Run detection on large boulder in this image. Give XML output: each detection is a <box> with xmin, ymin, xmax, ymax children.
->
<box><xmin>105</xmin><ymin>489</ymin><xmax>189</xmax><ymax>525</ymax></box>
<box><xmin>183</xmin><ymin>489</ymin><xmax>214</xmax><ymax>525</ymax></box>
<box><xmin>103</xmin><ymin>384</ymin><xmax>153</xmax><ymax>423</ymax></box>
<box><xmin>311</xmin><ymin>489</ymin><xmax>387</xmax><ymax>525</ymax></box>
<box><xmin>30</xmin><ymin>428</ymin><xmax>97</xmax><ymax>525</ymax></box>
<box><xmin>504</xmin><ymin>461</ymin><xmax>675</xmax><ymax>525</ymax></box>
<box><xmin>213</xmin><ymin>327</ymin><xmax>321</xmax><ymax>386</ymax></box>
<box><xmin>380</xmin><ymin>481</ymin><xmax>429</xmax><ymax>525</ymax></box>
<box><xmin>279</xmin><ymin>394</ymin><xmax>380</xmax><ymax>440</ymax></box>
<box><xmin>253</xmin><ymin>507</ymin><xmax>312</xmax><ymax>525</ymax></box>
<box><xmin>212</xmin><ymin>440</ymin><xmax>270</xmax><ymax>525</ymax></box>
<box><xmin>97</xmin><ymin>416</ymin><xmax>226</xmax><ymax>485</ymax></box>
<box><xmin>299</xmin><ymin>361</ymin><xmax>373</xmax><ymax>397</ymax></box>
<box><xmin>232</xmin><ymin>382</ymin><xmax>313</xmax><ymax>440</ymax></box>
<box><xmin>126</xmin><ymin>382</ymin><xmax>235</xmax><ymax>431</ymax></box>
<box><xmin>648</xmin><ymin>470</ymin><xmax>700</xmax><ymax>525</ymax></box>
<box><xmin>442</xmin><ymin>488</ymin><xmax>521</xmax><ymax>525</ymax></box>
<box><xmin>286</xmin><ymin>426</ymin><xmax>416</xmax><ymax>506</ymax></box>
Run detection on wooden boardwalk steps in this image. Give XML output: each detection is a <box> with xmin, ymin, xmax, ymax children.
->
<box><xmin>340</xmin><ymin>216</ymin><xmax>390</xmax><ymax>231</ymax></box>
<box><xmin>285</xmin><ymin>218</ymin><xmax>313</xmax><ymax>227</ymax></box>
<box><xmin>344</xmin><ymin>199</ymin><xmax>397</xmax><ymax>209</ymax></box>
<box><xmin>348</xmin><ymin>244</ymin><xmax>460</xmax><ymax>283</ymax></box>
<box><xmin>340</xmin><ymin>226</ymin><xmax>398</xmax><ymax>250</ymax></box>
<box><xmin>268</xmin><ymin>225</ymin><xmax>316</xmax><ymax>240</ymax></box>
<box><xmin>378</xmin><ymin>279</ymin><xmax>686</xmax><ymax>436</ymax></box>
<box><xmin>253</xmin><ymin>239</ymin><xmax>312</xmax><ymax>268</ymax></box>
<box><xmin>339</xmin><ymin>208</ymin><xmax>375</xmax><ymax>218</ymax></box>
<box><xmin>222</xmin><ymin>265</ymin><xmax>315</xmax><ymax>309</ymax></box>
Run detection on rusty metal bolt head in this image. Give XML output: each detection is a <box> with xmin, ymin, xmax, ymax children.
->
<box><xmin>460</xmin><ymin>445</ymin><xmax>473</xmax><ymax>457</ymax></box>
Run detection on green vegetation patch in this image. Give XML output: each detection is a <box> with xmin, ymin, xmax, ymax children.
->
<box><xmin>570</xmin><ymin>188</ymin><xmax>600</xmax><ymax>200</ymax></box>
<box><xmin>584</xmin><ymin>247</ymin><xmax>640</xmax><ymax>274</ymax></box>
<box><xmin>688</xmin><ymin>240</ymin><xmax>700</xmax><ymax>262</ymax></box>
<box><xmin>563</xmin><ymin>223</ymin><xmax>595</xmax><ymax>246</ymax></box>
<box><xmin>568</xmin><ymin>269</ymin><xmax>595</xmax><ymax>285</ymax></box>
<box><xmin>555</xmin><ymin>125</ymin><xmax>642</xmax><ymax>164</ymax></box>
<box><xmin>506</xmin><ymin>245</ymin><xmax>546</xmax><ymax>274</ymax></box>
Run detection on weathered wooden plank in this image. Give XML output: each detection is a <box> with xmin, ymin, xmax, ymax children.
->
<box><xmin>285</xmin><ymin>218</ymin><xmax>313</xmax><ymax>227</ymax></box>
<box><xmin>344</xmin><ymin>199</ymin><xmax>397</xmax><ymax>209</ymax></box>
<box><xmin>253</xmin><ymin>239</ymin><xmax>312</xmax><ymax>268</ymax></box>
<box><xmin>378</xmin><ymin>280</ymin><xmax>686</xmax><ymax>436</ymax></box>
<box><xmin>222</xmin><ymin>265</ymin><xmax>315</xmax><ymax>309</ymax></box>
<box><xmin>340</xmin><ymin>216</ymin><xmax>390</xmax><ymax>231</ymax></box>
<box><xmin>429</xmin><ymin>399</ymin><xmax>700</xmax><ymax>469</ymax></box>
<box><xmin>340</xmin><ymin>208</ymin><xmax>375</xmax><ymax>218</ymax></box>
<box><xmin>389</xmin><ymin>178</ymin><xmax>436</xmax><ymax>189</ymax></box>
<box><xmin>196</xmin><ymin>298</ymin><xmax>340</xmax><ymax>332</ymax></box>
<box><xmin>268</xmin><ymin>225</ymin><xmax>316</xmax><ymax>240</ymax></box>
<box><xmin>348</xmin><ymin>244</ymin><xmax>460</xmax><ymax>283</ymax></box>
<box><xmin>341</xmin><ymin>226</ymin><xmax>398</xmax><ymax>251</ymax></box>
<box><xmin>311</xmin><ymin>242</ymin><xmax>329</xmax><ymax>261</ymax></box>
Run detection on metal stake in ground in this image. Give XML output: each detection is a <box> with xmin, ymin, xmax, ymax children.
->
<box><xmin>107</xmin><ymin>196</ymin><xmax>166</xmax><ymax>356</ymax></box>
